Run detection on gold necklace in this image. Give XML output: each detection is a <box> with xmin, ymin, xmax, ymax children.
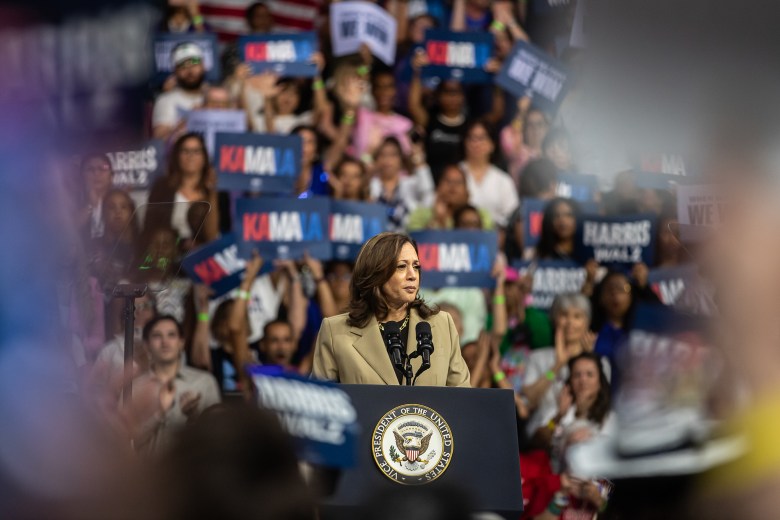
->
<box><xmin>379</xmin><ymin>313</ymin><xmax>410</xmax><ymax>332</ymax></box>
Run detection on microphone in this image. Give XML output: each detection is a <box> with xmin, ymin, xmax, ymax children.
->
<box><xmin>383</xmin><ymin>321</ymin><xmax>405</xmax><ymax>373</ymax></box>
<box><xmin>415</xmin><ymin>322</ymin><xmax>434</xmax><ymax>370</ymax></box>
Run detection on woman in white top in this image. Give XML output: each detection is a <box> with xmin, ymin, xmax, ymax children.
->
<box><xmin>459</xmin><ymin>119</ymin><xmax>519</xmax><ymax>228</ymax></box>
<box><xmin>522</xmin><ymin>293</ymin><xmax>610</xmax><ymax>443</ymax></box>
<box><xmin>145</xmin><ymin>132</ymin><xmax>219</xmax><ymax>244</ymax></box>
<box><xmin>548</xmin><ymin>352</ymin><xmax>615</xmax><ymax>466</ymax></box>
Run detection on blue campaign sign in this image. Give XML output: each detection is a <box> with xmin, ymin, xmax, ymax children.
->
<box><xmin>239</xmin><ymin>32</ymin><xmax>319</xmax><ymax>77</ymax></box>
<box><xmin>576</xmin><ymin>214</ymin><xmax>657</xmax><ymax>267</ymax></box>
<box><xmin>648</xmin><ymin>264</ymin><xmax>697</xmax><ymax>306</ymax></box>
<box><xmin>236</xmin><ymin>197</ymin><xmax>331</xmax><ymax>260</ymax></box>
<box><xmin>215</xmin><ymin>132</ymin><xmax>300</xmax><ymax>194</ymax></box>
<box><xmin>556</xmin><ymin>172</ymin><xmax>599</xmax><ymax>202</ymax></box>
<box><xmin>632</xmin><ymin>152</ymin><xmax>693</xmax><ymax>190</ymax></box>
<box><xmin>152</xmin><ymin>33</ymin><xmax>220</xmax><ymax>85</ymax></box>
<box><xmin>329</xmin><ymin>200</ymin><xmax>389</xmax><ymax>260</ymax></box>
<box><xmin>411</xmin><ymin>230</ymin><xmax>497</xmax><ymax>288</ymax></box>
<box><xmin>107</xmin><ymin>140</ymin><xmax>165</xmax><ymax>190</ymax></box>
<box><xmin>514</xmin><ymin>259</ymin><xmax>586</xmax><ymax>310</ymax></box>
<box><xmin>421</xmin><ymin>30</ymin><xmax>494</xmax><ymax>84</ymax></box>
<box><xmin>181</xmin><ymin>233</ymin><xmax>248</xmax><ymax>298</ymax></box>
<box><xmin>250</xmin><ymin>367</ymin><xmax>359</xmax><ymax>468</ymax></box>
<box><xmin>187</xmin><ymin>109</ymin><xmax>246</xmax><ymax>158</ymax></box>
<box><xmin>495</xmin><ymin>40</ymin><xmax>571</xmax><ymax>113</ymax></box>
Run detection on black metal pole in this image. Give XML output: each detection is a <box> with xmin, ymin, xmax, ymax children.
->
<box><xmin>112</xmin><ymin>283</ymin><xmax>148</xmax><ymax>407</ymax></box>
<box><xmin>122</xmin><ymin>295</ymin><xmax>135</xmax><ymax>407</ymax></box>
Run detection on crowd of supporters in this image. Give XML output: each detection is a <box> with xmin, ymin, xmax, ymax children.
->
<box><xmin>57</xmin><ymin>0</ymin><xmax>703</xmax><ymax>517</ymax></box>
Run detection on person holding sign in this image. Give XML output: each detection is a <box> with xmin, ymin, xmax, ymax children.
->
<box><xmin>312</xmin><ymin>232</ymin><xmax>471</xmax><ymax>387</ymax></box>
<box><xmin>500</xmin><ymin>96</ymin><xmax>549</xmax><ymax>186</ymax></box>
<box><xmin>535</xmin><ymin>197</ymin><xmax>580</xmax><ymax>260</ymax></box>
<box><xmin>152</xmin><ymin>42</ymin><xmax>207</xmax><ymax>141</ymax></box>
<box><xmin>328</xmin><ymin>156</ymin><xmax>370</xmax><ymax>201</ymax></box>
<box><xmin>589</xmin><ymin>268</ymin><xmax>660</xmax><ymax>388</ymax></box>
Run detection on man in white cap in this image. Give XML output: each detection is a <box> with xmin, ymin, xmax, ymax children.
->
<box><xmin>152</xmin><ymin>42</ymin><xmax>208</xmax><ymax>141</ymax></box>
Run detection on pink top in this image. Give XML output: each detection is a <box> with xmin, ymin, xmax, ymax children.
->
<box><xmin>351</xmin><ymin>107</ymin><xmax>413</xmax><ymax>159</ymax></box>
<box><xmin>500</xmin><ymin>125</ymin><xmax>541</xmax><ymax>188</ymax></box>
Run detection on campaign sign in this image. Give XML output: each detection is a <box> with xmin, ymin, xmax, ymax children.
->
<box><xmin>187</xmin><ymin>110</ymin><xmax>246</xmax><ymax>158</ymax></box>
<box><xmin>521</xmin><ymin>198</ymin><xmax>547</xmax><ymax>249</ymax></box>
<box><xmin>569</xmin><ymin>0</ymin><xmax>587</xmax><ymax>48</ymax></box>
<box><xmin>181</xmin><ymin>234</ymin><xmax>246</xmax><ymax>298</ymax></box>
<box><xmin>107</xmin><ymin>140</ymin><xmax>164</xmax><ymax>190</ymax></box>
<box><xmin>648</xmin><ymin>264</ymin><xmax>697</xmax><ymax>306</ymax></box>
<box><xmin>556</xmin><ymin>172</ymin><xmax>598</xmax><ymax>202</ymax></box>
<box><xmin>576</xmin><ymin>214</ymin><xmax>656</xmax><ymax>267</ymax></box>
<box><xmin>236</xmin><ymin>197</ymin><xmax>330</xmax><ymax>260</ymax></box>
<box><xmin>329</xmin><ymin>200</ymin><xmax>389</xmax><ymax>260</ymax></box>
<box><xmin>615</xmin><ymin>303</ymin><xmax>711</xmax><ymax>457</ymax></box>
<box><xmin>215</xmin><ymin>132</ymin><xmax>301</xmax><ymax>194</ymax></box>
<box><xmin>250</xmin><ymin>367</ymin><xmax>359</xmax><ymax>468</ymax></box>
<box><xmin>411</xmin><ymin>230</ymin><xmax>497</xmax><ymax>288</ymax></box>
<box><xmin>496</xmin><ymin>40</ymin><xmax>570</xmax><ymax>113</ymax></box>
<box><xmin>514</xmin><ymin>260</ymin><xmax>586</xmax><ymax>310</ymax></box>
<box><xmin>421</xmin><ymin>30</ymin><xmax>494</xmax><ymax>84</ymax></box>
<box><xmin>633</xmin><ymin>152</ymin><xmax>691</xmax><ymax>190</ymax></box>
<box><xmin>239</xmin><ymin>32</ymin><xmax>318</xmax><ymax>77</ymax></box>
<box><xmin>330</xmin><ymin>2</ymin><xmax>398</xmax><ymax>66</ymax></box>
<box><xmin>152</xmin><ymin>32</ymin><xmax>220</xmax><ymax>85</ymax></box>
<box><xmin>676</xmin><ymin>184</ymin><xmax>726</xmax><ymax>242</ymax></box>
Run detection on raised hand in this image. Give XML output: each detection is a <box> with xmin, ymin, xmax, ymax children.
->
<box><xmin>244</xmin><ymin>249</ymin><xmax>263</xmax><ymax>280</ymax></box>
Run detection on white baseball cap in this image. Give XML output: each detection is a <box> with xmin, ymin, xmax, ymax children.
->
<box><xmin>171</xmin><ymin>42</ymin><xmax>205</xmax><ymax>68</ymax></box>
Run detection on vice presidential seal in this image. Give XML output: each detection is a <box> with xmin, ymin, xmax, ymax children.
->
<box><xmin>371</xmin><ymin>404</ymin><xmax>453</xmax><ymax>484</ymax></box>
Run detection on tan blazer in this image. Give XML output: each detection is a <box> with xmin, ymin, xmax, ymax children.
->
<box><xmin>311</xmin><ymin>308</ymin><xmax>471</xmax><ymax>387</ymax></box>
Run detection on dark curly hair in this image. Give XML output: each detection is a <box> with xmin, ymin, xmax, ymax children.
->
<box><xmin>346</xmin><ymin>232</ymin><xmax>438</xmax><ymax>327</ymax></box>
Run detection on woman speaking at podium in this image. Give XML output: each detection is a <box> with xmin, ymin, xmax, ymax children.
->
<box><xmin>312</xmin><ymin>232</ymin><xmax>470</xmax><ymax>386</ymax></box>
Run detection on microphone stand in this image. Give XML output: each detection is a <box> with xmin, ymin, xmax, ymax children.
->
<box><xmin>111</xmin><ymin>283</ymin><xmax>148</xmax><ymax>406</ymax></box>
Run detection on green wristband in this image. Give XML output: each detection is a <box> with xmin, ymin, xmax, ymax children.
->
<box><xmin>493</xmin><ymin>371</ymin><xmax>507</xmax><ymax>383</ymax></box>
<box><xmin>545</xmin><ymin>369</ymin><xmax>556</xmax><ymax>381</ymax></box>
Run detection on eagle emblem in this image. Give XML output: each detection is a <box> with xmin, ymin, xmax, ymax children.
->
<box><xmin>372</xmin><ymin>404</ymin><xmax>453</xmax><ymax>484</ymax></box>
<box><xmin>391</xmin><ymin>421</ymin><xmax>433</xmax><ymax>464</ymax></box>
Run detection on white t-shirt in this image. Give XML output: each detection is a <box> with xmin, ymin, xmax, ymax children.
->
<box><xmin>209</xmin><ymin>274</ymin><xmax>285</xmax><ymax>344</ymax></box>
<box><xmin>152</xmin><ymin>88</ymin><xmax>204</xmax><ymax>128</ymax></box>
<box><xmin>252</xmin><ymin>111</ymin><xmax>314</xmax><ymax>135</ymax></box>
<box><xmin>171</xmin><ymin>191</ymin><xmax>192</xmax><ymax>240</ymax></box>
<box><xmin>460</xmin><ymin>162</ymin><xmax>519</xmax><ymax>228</ymax></box>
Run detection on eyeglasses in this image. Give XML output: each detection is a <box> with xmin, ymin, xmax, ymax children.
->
<box><xmin>176</xmin><ymin>57</ymin><xmax>202</xmax><ymax>69</ymax></box>
<box><xmin>180</xmin><ymin>147</ymin><xmax>204</xmax><ymax>155</ymax></box>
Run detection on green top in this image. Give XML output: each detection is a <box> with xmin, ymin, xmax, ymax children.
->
<box><xmin>486</xmin><ymin>307</ymin><xmax>553</xmax><ymax>354</ymax></box>
<box><xmin>407</xmin><ymin>206</ymin><xmax>494</xmax><ymax>231</ymax></box>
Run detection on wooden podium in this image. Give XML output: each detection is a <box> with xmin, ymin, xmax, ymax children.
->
<box><xmin>320</xmin><ymin>384</ymin><xmax>524</xmax><ymax>519</ymax></box>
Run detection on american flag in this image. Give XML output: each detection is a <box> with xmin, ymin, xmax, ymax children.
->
<box><xmin>200</xmin><ymin>0</ymin><xmax>324</xmax><ymax>42</ymax></box>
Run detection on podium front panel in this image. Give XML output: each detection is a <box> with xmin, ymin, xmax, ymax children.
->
<box><xmin>321</xmin><ymin>384</ymin><xmax>523</xmax><ymax>519</ymax></box>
